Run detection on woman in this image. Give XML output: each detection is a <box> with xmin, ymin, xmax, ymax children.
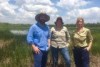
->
<box><xmin>72</xmin><ymin>17</ymin><xmax>93</xmax><ymax>67</ymax></box>
<box><xmin>50</xmin><ymin>17</ymin><xmax>71</xmax><ymax>67</ymax></box>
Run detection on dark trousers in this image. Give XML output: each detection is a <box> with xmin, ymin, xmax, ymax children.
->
<box><xmin>33</xmin><ymin>50</ymin><xmax>48</xmax><ymax>67</ymax></box>
<box><xmin>73</xmin><ymin>47</ymin><xmax>89</xmax><ymax>67</ymax></box>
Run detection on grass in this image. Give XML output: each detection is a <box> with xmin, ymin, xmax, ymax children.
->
<box><xmin>0</xmin><ymin>23</ymin><xmax>30</xmax><ymax>30</ymax></box>
<box><xmin>0</xmin><ymin>30</ymin><xmax>33</xmax><ymax>67</ymax></box>
<box><xmin>91</xmin><ymin>29</ymin><xmax>100</xmax><ymax>54</ymax></box>
<box><xmin>0</xmin><ymin>23</ymin><xmax>100</xmax><ymax>67</ymax></box>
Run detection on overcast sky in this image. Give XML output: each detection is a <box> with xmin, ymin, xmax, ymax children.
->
<box><xmin>0</xmin><ymin>0</ymin><xmax>100</xmax><ymax>24</ymax></box>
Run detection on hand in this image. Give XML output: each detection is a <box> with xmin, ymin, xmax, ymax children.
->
<box><xmin>67</xmin><ymin>42</ymin><xmax>70</xmax><ymax>47</ymax></box>
<box><xmin>32</xmin><ymin>45</ymin><xmax>40</xmax><ymax>54</ymax></box>
<box><xmin>48</xmin><ymin>39</ymin><xmax>51</xmax><ymax>49</ymax></box>
<box><xmin>65</xmin><ymin>42</ymin><xmax>69</xmax><ymax>47</ymax></box>
<box><xmin>84</xmin><ymin>47</ymin><xmax>91</xmax><ymax>51</ymax></box>
<box><xmin>48</xmin><ymin>44</ymin><xmax>50</xmax><ymax>50</ymax></box>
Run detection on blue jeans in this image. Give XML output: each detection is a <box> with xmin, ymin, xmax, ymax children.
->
<box><xmin>73</xmin><ymin>47</ymin><xmax>89</xmax><ymax>67</ymax></box>
<box><xmin>33</xmin><ymin>50</ymin><xmax>48</xmax><ymax>67</ymax></box>
<box><xmin>51</xmin><ymin>46</ymin><xmax>71</xmax><ymax>67</ymax></box>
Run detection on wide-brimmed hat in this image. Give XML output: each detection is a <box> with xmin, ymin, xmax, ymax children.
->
<box><xmin>35</xmin><ymin>13</ymin><xmax>50</xmax><ymax>22</ymax></box>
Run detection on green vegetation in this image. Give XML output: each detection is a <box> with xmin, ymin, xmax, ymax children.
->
<box><xmin>0</xmin><ymin>23</ymin><xmax>100</xmax><ymax>66</ymax></box>
<box><xmin>0</xmin><ymin>31</ymin><xmax>33</xmax><ymax>67</ymax></box>
<box><xmin>0</xmin><ymin>23</ymin><xmax>31</xmax><ymax>30</ymax></box>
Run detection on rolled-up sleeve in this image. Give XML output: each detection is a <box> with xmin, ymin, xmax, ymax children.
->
<box><xmin>87</xmin><ymin>29</ymin><xmax>93</xmax><ymax>42</ymax></box>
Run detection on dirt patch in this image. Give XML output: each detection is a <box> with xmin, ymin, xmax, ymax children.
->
<box><xmin>90</xmin><ymin>55</ymin><xmax>100</xmax><ymax>67</ymax></box>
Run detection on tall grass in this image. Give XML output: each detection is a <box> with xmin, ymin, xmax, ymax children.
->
<box><xmin>0</xmin><ymin>23</ymin><xmax>100</xmax><ymax>67</ymax></box>
<box><xmin>0</xmin><ymin>31</ymin><xmax>33</xmax><ymax>67</ymax></box>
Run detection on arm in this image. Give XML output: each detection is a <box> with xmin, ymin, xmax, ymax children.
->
<box><xmin>48</xmin><ymin>31</ymin><xmax>51</xmax><ymax>49</ymax></box>
<box><xmin>86</xmin><ymin>29</ymin><xmax>93</xmax><ymax>51</ymax></box>
<box><xmin>47</xmin><ymin>26</ymin><xmax>52</xmax><ymax>48</ymax></box>
<box><xmin>86</xmin><ymin>41</ymin><xmax>92</xmax><ymax>51</ymax></box>
<box><xmin>27</xmin><ymin>26</ymin><xmax>34</xmax><ymax>45</ymax></box>
<box><xmin>27</xmin><ymin>26</ymin><xmax>40</xmax><ymax>54</ymax></box>
<box><xmin>31</xmin><ymin>44</ymin><xmax>40</xmax><ymax>54</ymax></box>
<box><xmin>65</xmin><ymin>27</ymin><xmax>71</xmax><ymax>44</ymax></box>
<box><xmin>48</xmin><ymin>39</ymin><xmax>51</xmax><ymax>48</ymax></box>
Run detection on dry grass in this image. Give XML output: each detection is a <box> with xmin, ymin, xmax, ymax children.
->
<box><xmin>47</xmin><ymin>54</ymin><xmax>100</xmax><ymax>67</ymax></box>
<box><xmin>90</xmin><ymin>55</ymin><xmax>100</xmax><ymax>67</ymax></box>
<box><xmin>0</xmin><ymin>39</ymin><xmax>13</xmax><ymax>48</ymax></box>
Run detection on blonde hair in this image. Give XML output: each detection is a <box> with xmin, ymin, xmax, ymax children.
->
<box><xmin>76</xmin><ymin>17</ymin><xmax>84</xmax><ymax>24</ymax></box>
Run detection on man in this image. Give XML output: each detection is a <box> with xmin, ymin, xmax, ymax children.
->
<box><xmin>27</xmin><ymin>13</ymin><xmax>50</xmax><ymax>67</ymax></box>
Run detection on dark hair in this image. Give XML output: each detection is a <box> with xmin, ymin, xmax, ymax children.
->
<box><xmin>55</xmin><ymin>17</ymin><xmax>63</xmax><ymax>24</ymax></box>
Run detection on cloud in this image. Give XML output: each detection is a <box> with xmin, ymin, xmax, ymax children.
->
<box><xmin>0</xmin><ymin>0</ymin><xmax>100</xmax><ymax>24</ymax></box>
<box><xmin>0</xmin><ymin>1</ymin><xmax>17</xmax><ymax>24</ymax></box>
<box><xmin>33</xmin><ymin>0</ymin><xmax>54</xmax><ymax>5</ymax></box>
<box><xmin>0</xmin><ymin>0</ymin><xmax>58</xmax><ymax>24</ymax></box>
<box><xmin>78</xmin><ymin>7</ymin><xmax>100</xmax><ymax>23</ymax></box>
<box><xmin>57</xmin><ymin>0</ymin><xmax>90</xmax><ymax>9</ymax></box>
<box><xmin>24</xmin><ymin>4</ymin><xmax>58</xmax><ymax>14</ymax></box>
<box><xmin>0</xmin><ymin>2</ymin><xmax>16</xmax><ymax>17</ymax></box>
<box><xmin>0</xmin><ymin>0</ymin><xmax>8</xmax><ymax>3</ymax></box>
<box><xmin>14</xmin><ymin>0</ymin><xmax>53</xmax><ymax>7</ymax></box>
<box><xmin>65</xmin><ymin>7</ymin><xmax>100</xmax><ymax>23</ymax></box>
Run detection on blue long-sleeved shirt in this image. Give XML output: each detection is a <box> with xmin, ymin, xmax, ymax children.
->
<box><xmin>27</xmin><ymin>22</ymin><xmax>50</xmax><ymax>51</ymax></box>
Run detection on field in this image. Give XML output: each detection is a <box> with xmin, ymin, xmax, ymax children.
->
<box><xmin>0</xmin><ymin>23</ymin><xmax>100</xmax><ymax>67</ymax></box>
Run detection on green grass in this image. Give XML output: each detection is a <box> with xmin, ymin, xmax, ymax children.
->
<box><xmin>0</xmin><ymin>23</ymin><xmax>100</xmax><ymax>67</ymax></box>
<box><xmin>0</xmin><ymin>23</ymin><xmax>31</xmax><ymax>30</ymax></box>
<box><xmin>91</xmin><ymin>28</ymin><xmax>100</xmax><ymax>54</ymax></box>
<box><xmin>0</xmin><ymin>30</ymin><xmax>33</xmax><ymax>67</ymax></box>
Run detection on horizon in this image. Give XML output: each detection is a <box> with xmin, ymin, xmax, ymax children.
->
<box><xmin>0</xmin><ymin>21</ymin><xmax>100</xmax><ymax>25</ymax></box>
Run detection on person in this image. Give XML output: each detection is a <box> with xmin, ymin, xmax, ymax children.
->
<box><xmin>50</xmin><ymin>17</ymin><xmax>71</xmax><ymax>67</ymax></box>
<box><xmin>72</xmin><ymin>17</ymin><xmax>93</xmax><ymax>67</ymax></box>
<box><xmin>27</xmin><ymin>12</ymin><xmax>50</xmax><ymax>67</ymax></box>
